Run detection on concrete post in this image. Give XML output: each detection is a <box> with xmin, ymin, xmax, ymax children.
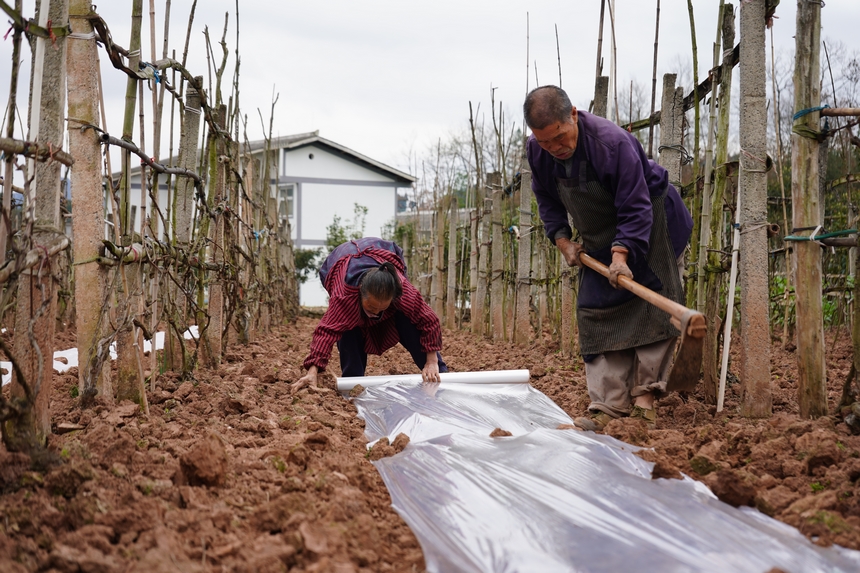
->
<box><xmin>67</xmin><ymin>0</ymin><xmax>111</xmax><ymax>399</ymax></box>
<box><xmin>658</xmin><ymin>74</ymin><xmax>684</xmax><ymax>186</ymax></box>
<box><xmin>489</xmin><ymin>173</ymin><xmax>505</xmax><ymax>341</ymax></box>
<box><xmin>9</xmin><ymin>0</ymin><xmax>69</xmax><ymax>446</ymax></box>
<box><xmin>515</xmin><ymin>154</ymin><xmax>534</xmax><ymax>344</ymax></box>
<box><xmin>739</xmin><ymin>0</ymin><xmax>772</xmax><ymax>418</ymax></box>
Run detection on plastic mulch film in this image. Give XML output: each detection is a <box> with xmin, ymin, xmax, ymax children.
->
<box><xmin>353</xmin><ymin>381</ymin><xmax>860</xmax><ymax>573</ymax></box>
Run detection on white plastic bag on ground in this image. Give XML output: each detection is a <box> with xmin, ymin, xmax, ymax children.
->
<box><xmin>353</xmin><ymin>381</ymin><xmax>860</xmax><ymax>573</ymax></box>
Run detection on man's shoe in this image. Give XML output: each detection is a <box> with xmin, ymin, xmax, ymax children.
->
<box><xmin>630</xmin><ymin>405</ymin><xmax>657</xmax><ymax>428</ymax></box>
<box><xmin>573</xmin><ymin>410</ymin><xmax>613</xmax><ymax>432</ymax></box>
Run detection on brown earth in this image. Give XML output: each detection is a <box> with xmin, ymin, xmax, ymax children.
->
<box><xmin>2</xmin><ymin>317</ymin><xmax>860</xmax><ymax>572</ymax></box>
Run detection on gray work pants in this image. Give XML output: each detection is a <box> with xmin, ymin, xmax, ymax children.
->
<box><xmin>584</xmin><ymin>337</ymin><xmax>676</xmax><ymax>418</ymax></box>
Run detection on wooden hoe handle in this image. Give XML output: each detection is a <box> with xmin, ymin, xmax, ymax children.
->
<box><xmin>578</xmin><ymin>253</ymin><xmax>706</xmax><ymax>338</ymax></box>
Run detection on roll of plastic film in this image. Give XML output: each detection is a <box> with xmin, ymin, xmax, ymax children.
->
<box><xmin>336</xmin><ymin>369</ymin><xmax>530</xmax><ymax>394</ymax></box>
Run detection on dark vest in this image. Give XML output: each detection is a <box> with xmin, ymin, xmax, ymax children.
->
<box><xmin>556</xmin><ymin>160</ymin><xmax>684</xmax><ymax>355</ymax></box>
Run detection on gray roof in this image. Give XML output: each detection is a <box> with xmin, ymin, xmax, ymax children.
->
<box><xmin>119</xmin><ymin>130</ymin><xmax>416</xmax><ymax>184</ymax></box>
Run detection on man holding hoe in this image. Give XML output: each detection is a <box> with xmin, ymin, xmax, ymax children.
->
<box><xmin>524</xmin><ymin>85</ymin><xmax>693</xmax><ymax>431</ymax></box>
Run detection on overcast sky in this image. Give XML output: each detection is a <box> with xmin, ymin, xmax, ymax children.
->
<box><xmin>2</xmin><ymin>0</ymin><xmax>859</xmax><ymax>176</ymax></box>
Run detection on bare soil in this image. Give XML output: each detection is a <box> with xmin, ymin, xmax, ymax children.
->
<box><xmin>2</xmin><ymin>318</ymin><xmax>860</xmax><ymax>572</ymax></box>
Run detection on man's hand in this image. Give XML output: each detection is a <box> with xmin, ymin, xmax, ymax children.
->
<box><xmin>608</xmin><ymin>248</ymin><xmax>633</xmax><ymax>289</ymax></box>
<box><xmin>292</xmin><ymin>365</ymin><xmax>318</xmax><ymax>394</ymax></box>
<box><xmin>556</xmin><ymin>237</ymin><xmax>584</xmax><ymax>268</ymax></box>
<box><xmin>422</xmin><ymin>353</ymin><xmax>441</xmax><ymax>383</ymax></box>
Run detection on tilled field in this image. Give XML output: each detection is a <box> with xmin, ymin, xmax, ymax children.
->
<box><xmin>1</xmin><ymin>317</ymin><xmax>860</xmax><ymax>572</ymax></box>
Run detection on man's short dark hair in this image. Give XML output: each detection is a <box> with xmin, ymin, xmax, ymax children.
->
<box><xmin>523</xmin><ymin>86</ymin><xmax>573</xmax><ymax>129</ymax></box>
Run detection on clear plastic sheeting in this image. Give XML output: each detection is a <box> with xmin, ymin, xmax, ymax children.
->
<box><xmin>356</xmin><ymin>380</ymin><xmax>572</xmax><ymax>446</ymax></box>
<box><xmin>353</xmin><ymin>381</ymin><xmax>860</xmax><ymax>573</ymax></box>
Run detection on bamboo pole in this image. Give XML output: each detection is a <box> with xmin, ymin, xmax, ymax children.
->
<box><xmin>68</xmin><ymin>0</ymin><xmax>111</xmax><ymax>399</ymax></box>
<box><xmin>717</xmin><ymin>182</ymin><xmax>741</xmax><ymax>413</ymax></box>
<box><xmin>686</xmin><ymin>0</ymin><xmax>702</xmax><ymax>300</ymax></box>
<box><xmin>696</xmin><ymin>1</ymin><xmax>725</xmax><ymax>314</ymax></box>
<box><xmin>607</xmin><ymin>0</ymin><xmax>619</xmax><ymax>123</ymax></box>
<box><xmin>0</xmin><ymin>0</ymin><xmax>23</xmax><ymax>262</ymax></box>
<box><xmin>647</xmin><ymin>0</ymin><xmax>661</xmax><ymax>158</ymax></box>
<box><xmin>703</xmin><ymin>4</ymin><xmax>736</xmax><ymax>404</ymax></box>
<box><xmin>115</xmin><ymin>0</ymin><xmax>145</xmax><ymax>406</ymax></box>
<box><xmin>738</xmin><ymin>0</ymin><xmax>772</xmax><ymax>418</ymax></box>
<box><xmin>770</xmin><ymin>25</ymin><xmax>792</xmax><ymax>348</ymax></box>
<box><xmin>7</xmin><ymin>0</ymin><xmax>68</xmax><ymax>451</ymax></box>
<box><xmin>594</xmin><ymin>0</ymin><xmax>606</xmax><ymax>81</ymax></box>
<box><xmin>821</xmin><ymin>108</ymin><xmax>860</xmax><ymax>117</ymax></box>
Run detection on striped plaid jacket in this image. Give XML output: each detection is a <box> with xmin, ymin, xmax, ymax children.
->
<box><xmin>302</xmin><ymin>238</ymin><xmax>442</xmax><ymax>371</ymax></box>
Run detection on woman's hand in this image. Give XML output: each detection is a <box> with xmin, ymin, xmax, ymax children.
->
<box><xmin>292</xmin><ymin>365</ymin><xmax>318</xmax><ymax>394</ymax></box>
<box><xmin>422</xmin><ymin>353</ymin><xmax>441</xmax><ymax>383</ymax></box>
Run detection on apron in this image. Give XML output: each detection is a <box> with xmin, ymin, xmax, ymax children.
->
<box><xmin>556</xmin><ymin>160</ymin><xmax>683</xmax><ymax>355</ymax></box>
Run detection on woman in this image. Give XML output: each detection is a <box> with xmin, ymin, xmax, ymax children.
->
<box><xmin>297</xmin><ymin>237</ymin><xmax>447</xmax><ymax>388</ymax></box>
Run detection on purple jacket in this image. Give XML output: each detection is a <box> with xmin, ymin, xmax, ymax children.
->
<box><xmin>527</xmin><ymin>111</ymin><xmax>692</xmax><ymax>265</ymax></box>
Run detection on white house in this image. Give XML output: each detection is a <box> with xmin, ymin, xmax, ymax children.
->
<box><xmin>118</xmin><ymin>130</ymin><xmax>416</xmax><ymax>307</ymax></box>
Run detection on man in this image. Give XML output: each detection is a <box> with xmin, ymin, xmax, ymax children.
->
<box><xmin>297</xmin><ymin>237</ymin><xmax>447</xmax><ymax>389</ymax></box>
<box><xmin>524</xmin><ymin>85</ymin><xmax>693</xmax><ymax>431</ymax></box>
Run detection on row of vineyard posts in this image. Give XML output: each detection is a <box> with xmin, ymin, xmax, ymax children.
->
<box><xmin>0</xmin><ymin>0</ymin><xmax>298</xmax><ymax>459</ymax></box>
<box><xmin>1</xmin><ymin>1</ymin><xmax>859</xmax><ymax>464</ymax></box>
<box><xmin>396</xmin><ymin>1</ymin><xmax>860</xmax><ymax>422</ymax></box>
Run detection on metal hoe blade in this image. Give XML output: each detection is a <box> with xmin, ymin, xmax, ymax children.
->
<box><xmin>666</xmin><ymin>309</ymin><xmax>706</xmax><ymax>393</ymax></box>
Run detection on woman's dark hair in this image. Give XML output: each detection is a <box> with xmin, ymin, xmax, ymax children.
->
<box><xmin>359</xmin><ymin>262</ymin><xmax>403</xmax><ymax>301</ymax></box>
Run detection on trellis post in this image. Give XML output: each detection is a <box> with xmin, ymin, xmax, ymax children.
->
<box><xmin>739</xmin><ymin>0</ymin><xmax>772</xmax><ymax>418</ymax></box>
<box><xmin>67</xmin><ymin>0</ymin><xmax>111</xmax><ymax>399</ymax></box>
<box><xmin>8</xmin><ymin>0</ymin><xmax>69</xmax><ymax>448</ymax></box>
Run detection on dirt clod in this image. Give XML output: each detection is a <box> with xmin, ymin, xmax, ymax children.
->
<box><xmin>708</xmin><ymin>469</ymin><xmax>757</xmax><ymax>507</ymax></box>
<box><xmin>179</xmin><ymin>432</ymin><xmax>228</xmax><ymax>487</ymax></box>
<box><xmin>391</xmin><ymin>433</ymin><xmax>410</xmax><ymax>452</ymax></box>
<box><xmin>490</xmin><ymin>428</ymin><xmax>513</xmax><ymax>437</ymax></box>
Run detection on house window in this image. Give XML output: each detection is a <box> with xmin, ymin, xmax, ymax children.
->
<box><xmin>278</xmin><ymin>184</ymin><xmax>295</xmax><ymax>227</ymax></box>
